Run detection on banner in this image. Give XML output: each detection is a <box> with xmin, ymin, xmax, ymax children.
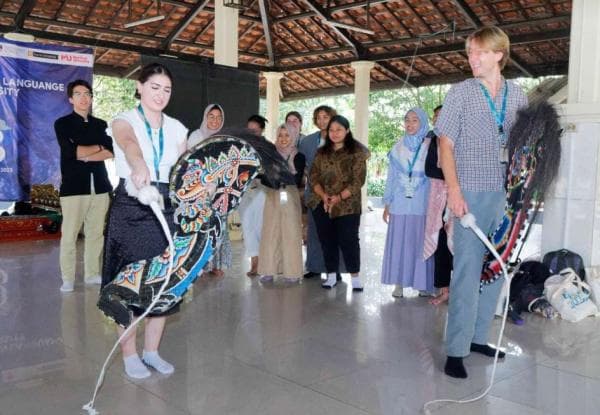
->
<box><xmin>0</xmin><ymin>40</ymin><xmax>93</xmax><ymax>201</ymax></box>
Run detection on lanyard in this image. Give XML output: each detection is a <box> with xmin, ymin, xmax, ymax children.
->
<box><xmin>406</xmin><ymin>139</ymin><xmax>424</xmax><ymax>178</ymax></box>
<box><xmin>479</xmin><ymin>80</ymin><xmax>508</xmax><ymax>143</ymax></box>
<box><xmin>137</xmin><ymin>105</ymin><xmax>164</xmax><ymax>181</ymax></box>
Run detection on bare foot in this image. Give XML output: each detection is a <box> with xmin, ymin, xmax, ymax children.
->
<box><xmin>212</xmin><ymin>269</ymin><xmax>225</xmax><ymax>277</ymax></box>
<box><xmin>429</xmin><ymin>288</ymin><xmax>449</xmax><ymax>306</ymax></box>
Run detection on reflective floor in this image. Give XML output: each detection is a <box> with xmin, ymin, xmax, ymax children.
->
<box><xmin>0</xmin><ymin>210</ymin><xmax>599</xmax><ymax>415</ymax></box>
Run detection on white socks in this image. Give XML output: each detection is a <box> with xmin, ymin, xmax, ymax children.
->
<box><xmin>142</xmin><ymin>350</ymin><xmax>175</xmax><ymax>375</ymax></box>
<box><xmin>124</xmin><ymin>351</ymin><xmax>174</xmax><ymax>378</ymax></box>
<box><xmin>321</xmin><ymin>273</ymin><xmax>337</xmax><ymax>289</ymax></box>
<box><xmin>123</xmin><ymin>354</ymin><xmax>151</xmax><ymax>379</ymax></box>
<box><xmin>351</xmin><ymin>276</ymin><xmax>363</xmax><ymax>292</ymax></box>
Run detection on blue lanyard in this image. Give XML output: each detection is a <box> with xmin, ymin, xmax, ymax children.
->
<box><xmin>479</xmin><ymin>80</ymin><xmax>508</xmax><ymax>143</ymax></box>
<box><xmin>137</xmin><ymin>105</ymin><xmax>164</xmax><ymax>181</ymax></box>
<box><xmin>406</xmin><ymin>139</ymin><xmax>424</xmax><ymax>178</ymax></box>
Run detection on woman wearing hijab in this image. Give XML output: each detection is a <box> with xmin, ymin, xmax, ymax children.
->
<box><xmin>258</xmin><ymin>123</ymin><xmax>305</xmax><ymax>284</ymax></box>
<box><xmin>188</xmin><ymin>104</ymin><xmax>231</xmax><ymax>277</ymax></box>
<box><xmin>381</xmin><ymin>108</ymin><xmax>434</xmax><ymax>298</ymax></box>
<box><xmin>188</xmin><ymin>103</ymin><xmax>224</xmax><ymax>148</ymax></box>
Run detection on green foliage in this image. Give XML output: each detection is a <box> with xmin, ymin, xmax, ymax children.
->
<box><xmin>92</xmin><ymin>75</ymin><xmax>137</xmax><ymax>122</ymax></box>
<box><xmin>367</xmin><ymin>176</ymin><xmax>386</xmax><ymax>197</ymax></box>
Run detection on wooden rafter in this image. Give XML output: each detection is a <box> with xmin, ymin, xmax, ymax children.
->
<box><xmin>452</xmin><ymin>0</ymin><xmax>535</xmax><ymax>77</ymax></box>
<box><xmin>258</xmin><ymin>0</ymin><xmax>275</xmax><ymax>66</ymax></box>
<box><xmin>161</xmin><ymin>0</ymin><xmax>211</xmax><ymax>50</ymax></box>
<box><xmin>15</xmin><ymin>0</ymin><xmax>35</xmax><ymax>29</ymax></box>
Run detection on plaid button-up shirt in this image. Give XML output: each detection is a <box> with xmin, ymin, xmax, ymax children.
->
<box><xmin>435</xmin><ymin>78</ymin><xmax>528</xmax><ymax>192</ymax></box>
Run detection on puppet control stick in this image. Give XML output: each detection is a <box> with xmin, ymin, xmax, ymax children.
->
<box><xmin>423</xmin><ymin>213</ymin><xmax>512</xmax><ymax>414</ymax></box>
<box><xmin>83</xmin><ymin>180</ymin><xmax>175</xmax><ymax>415</ymax></box>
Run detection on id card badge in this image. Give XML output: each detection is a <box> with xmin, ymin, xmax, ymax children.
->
<box><xmin>279</xmin><ymin>189</ymin><xmax>288</xmax><ymax>205</ymax></box>
<box><xmin>404</xmin><ymin>178</ymin><xmax>415</xmax><ymax>198</ymax></box>
<box><xmin>499</xmin><ymin>144</ymin><xmax>509</xmax><ymax>164</ymax></box>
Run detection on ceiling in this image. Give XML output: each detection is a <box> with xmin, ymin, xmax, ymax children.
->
<box><xmin>0</xmin><ymin>0</ymin><xmax>572</xmax><ymax>100</ymax></box>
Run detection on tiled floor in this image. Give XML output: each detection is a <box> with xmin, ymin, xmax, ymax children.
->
<box><xmin>0</xmin><ymin>210</ymin><xmax>598</xmax><ymax>415</ymax></box>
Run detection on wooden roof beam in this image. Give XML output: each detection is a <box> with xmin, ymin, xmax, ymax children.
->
<box><xmin>452</xmin><ymin>0</ymin><xmax>536</xmax><ymax>76</ymax></box>
<box><xmin>302</xmin><ymin>0</ymin><xmax>366</xmax><ymax>58</ymax></box>
<box><xmin>274</xmin><ymin>0</ymin><xmax>390</xmax><ymax>24</ymax></box>
<box><xmin>14</xmin><ymin>0</ymin><xmax>35</xmax><ymax>30</ymax></box>
<box><xmin>0</xmin><ymin>24</ymin><xmax>264</xmax><ymax>72</ymax></box>
<box><xmin>161</xmin><ymin>0</ymin><xmax>211</xmax><ymax>50</ymax></box>
<box><xmin>278</xmin><ymin>29</ymin><xmax>570</xmax><ymax>71</ymax></box>
<box><xmin>258</xmin><ymin>0</ymin><xmax>275</xmax><ymax>66</ymax></box>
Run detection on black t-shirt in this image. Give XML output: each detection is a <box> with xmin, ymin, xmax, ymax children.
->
<box><xmin>424</xmin><ymin>130</ymin><xmax>445</xmax><ymax>180</ymax></box>
<box><xmin>54</xmin><ymin>112</ymin><xmax>114</xmax><ymax>196</ymax></box>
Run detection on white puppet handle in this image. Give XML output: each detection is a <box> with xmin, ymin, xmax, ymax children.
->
<box><xmin>83</xmin><ymin>179</ymin><xmax>174</xmax><ymax>415</ymax></box>
<box><xmin>423</xmin><ymin>212</ymin><xmax>512</xmax><ymax>414</ymax></box>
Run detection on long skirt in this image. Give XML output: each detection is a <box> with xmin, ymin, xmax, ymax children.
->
<box><xmin>238</xmin><ymin>185</ymin><xmax>266</xmax><ymax>257</ymax></box>
<box><xmin>101</xmin><ymin>180</ymin><xmax>180</xmax><ymax>317</ymax></box>
<box><xmin>381</xmin><ymin>214</ymin><xmax>434</xmax><ymax>292</ymax></box>
<box><xmin>258</xmin><ymin>187</ymin><xmax>303</xmax><ymax>279</ymax></box>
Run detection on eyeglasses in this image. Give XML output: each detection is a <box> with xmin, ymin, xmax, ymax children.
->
<box><xmin>73</xmin><ymin>91</ymin><xmax>93</xmax><ymax>98</ymax></box>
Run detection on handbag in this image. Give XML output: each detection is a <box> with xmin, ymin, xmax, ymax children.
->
<box><xmin>543</xmin><ymin>268</ymin><xmax>599</xmax><ymax>322</ymax></box>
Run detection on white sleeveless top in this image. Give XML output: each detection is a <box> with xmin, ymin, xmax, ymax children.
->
<box><xmin>108</xmin><ymin>108</ymin><xmax>188</xmax><ymax>183</ymax></box>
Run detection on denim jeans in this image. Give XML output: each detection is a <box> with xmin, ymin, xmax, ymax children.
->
<box><xmin>446</xmin><ymin>190</ymin><xmax>505</xmax><ymax>357</ymax></box>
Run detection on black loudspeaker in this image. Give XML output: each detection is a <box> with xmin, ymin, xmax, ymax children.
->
<box><xmin>141</xmin><ymin>56</ymin><xmax>259</xmax><ymax>133</ymax></box>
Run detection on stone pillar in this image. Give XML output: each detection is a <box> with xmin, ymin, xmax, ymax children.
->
<box><xmin>543</xmin><ymin>0</ymin><xmax>600</xmax><ymax>268</ymax></box>
<box><xmin>214</xmin><ymin>0</ymin><xmax>239</xmax><ymax>67</ymax></box>
<box><xmin>351</xmin><ymin>61</ymin><xmax>374</xmax><ymax>210</ymax></box>
<box><xmin>351</xmin><ymin>61</ymin><xmax>375</xmax><ymax>146</ymax></box>
<box><xmin>263</xmin><ymin>72</ymin><xmax>283</xmax><ymax>141</ymax></box>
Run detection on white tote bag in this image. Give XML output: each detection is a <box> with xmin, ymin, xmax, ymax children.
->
<box><xmin>544</xmin><ymin>268</ymin><xmax>599</xmax><ymax>322</ymax></box>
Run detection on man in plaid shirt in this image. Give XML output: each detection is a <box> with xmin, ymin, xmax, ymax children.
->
<box><xmin>436</xmin><ymin>26</ymin><xmax>528</xmax><ymax>378</ymax></box>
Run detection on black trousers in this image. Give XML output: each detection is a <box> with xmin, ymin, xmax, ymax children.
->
<box><xmin>434</xmin><ymin>226</ymin><xmax>453</xmax><ymax>288</ymax></box>
<box><xmin>311</xmin><ymin>203</ymin><xmax>360</xmax><ymax>274</ymax></box>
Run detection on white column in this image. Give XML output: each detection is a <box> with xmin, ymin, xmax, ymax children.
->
<box><xmin>351</xmin><ymin>60</ymin><xmax>374</xmax><ymax>211</ymax></box>
<box><xmin>351</xmin><ymin>61</ymin><xmax>375</xmax><ymax>146</ymax></box>
<box><xmin>214</xmin><ymin>0</ymin><xmax>239</xmax><ymax>67</ymax></box>
<box><xmin>543</xmin><ymin>0</ymin><xmax>600</xmax><ymax>268</ymax></box>
<box><xmin>263</xmin><ymin>71</ymin><xmax>283</xmax><ymax>141</ymax></box>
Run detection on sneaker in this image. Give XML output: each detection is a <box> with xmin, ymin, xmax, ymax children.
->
<box><xmin>392</xmin><ymin>285</ymin><xmax>403</xmax><ymax>298</ymax></box>
<box><xmin>84</xmin><ymin>275</ymin><xmax>102</xmax><ymax>285</ymax></box>
<box><xmin>303</xmin><ymin>271</ymin><xmax>320</xmax><ymax>279</ymax></box>
<box><xmin>259</xmin><ymin>275</ymin><xmax>274</xmax><ymax>283</ymax></box>
<box><xmin>60</xmin><ymin>280</ymin><xmax>74</xmax><ymax>292</ymax></box>
<box><xmin>351</xmin><ymin>276</ymin><xmax>363</xmax><ymax>292</ymax></box>
<box><xmin>403</xmin><ymin>287</ymin><xmax>419</xmax><ymax>298</ymax></box>
<box><xmin>321</xmin><ymin>273</ymin><xmax>337</xmax><ymax>289</ymax></box>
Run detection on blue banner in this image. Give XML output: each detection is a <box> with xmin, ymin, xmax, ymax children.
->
<box><xmin>0</xmin><ymin>40</ymin><xmax>93</xmax><ymax>201</ymax></box>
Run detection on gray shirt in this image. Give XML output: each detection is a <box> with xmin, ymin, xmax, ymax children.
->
<box><xmin>435</xmin><ymin>78</ymin><xmax>528</xmax><ymax>192</ymax></box>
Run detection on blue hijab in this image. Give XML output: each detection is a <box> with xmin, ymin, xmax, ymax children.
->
<box><xmin>403</xmin><ymin>108</ymin><xmax>429</xmax><ymax>152</ymax></box>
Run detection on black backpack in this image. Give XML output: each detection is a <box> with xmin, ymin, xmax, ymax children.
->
<box><xmin>542</xmin><ymin>249</ymin><xmax>586</xmax><ymax>280</ymax></box>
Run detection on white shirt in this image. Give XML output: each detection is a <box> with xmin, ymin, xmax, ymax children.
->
<box><xmin>108</xmin><ymin>108</ymin><xmax>188</xmax><ymax>183</ymax></box>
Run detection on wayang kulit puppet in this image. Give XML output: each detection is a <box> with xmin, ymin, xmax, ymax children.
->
<box><xmin>97</xmin><ymin>132</ymin><xmax>295</xmax><ymax>326</ymax></box>
<box><xmin>480</xmin><ymin>100</ymin><xmax>562</xmax><ymax>286</ymax></box>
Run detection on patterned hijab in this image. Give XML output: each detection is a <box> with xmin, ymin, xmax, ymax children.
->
<box><xmin>402</xmin><ymin>108</ymin><xmax>429</xmax><ymax>152</ymax></box>
<box><xmin>275</xmin><ymin>123</ymin><xmax>299</xmax><ymax>174</ymax></box>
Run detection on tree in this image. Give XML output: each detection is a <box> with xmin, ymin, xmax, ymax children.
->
<box><xmin>92</xmin><ymin>75</ymin><xmax>137</xmax><ymax>122</ymax></box>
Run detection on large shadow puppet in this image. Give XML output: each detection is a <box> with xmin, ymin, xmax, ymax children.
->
<box><xmin>480</xmin><ymin>100</ymin><xmax>562</xmax><ymax>285</ymax></box>
<box><xmin>98</xmin><ymin>131</ymin><xmax>295</xmax><ymax>327</ymax></box>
